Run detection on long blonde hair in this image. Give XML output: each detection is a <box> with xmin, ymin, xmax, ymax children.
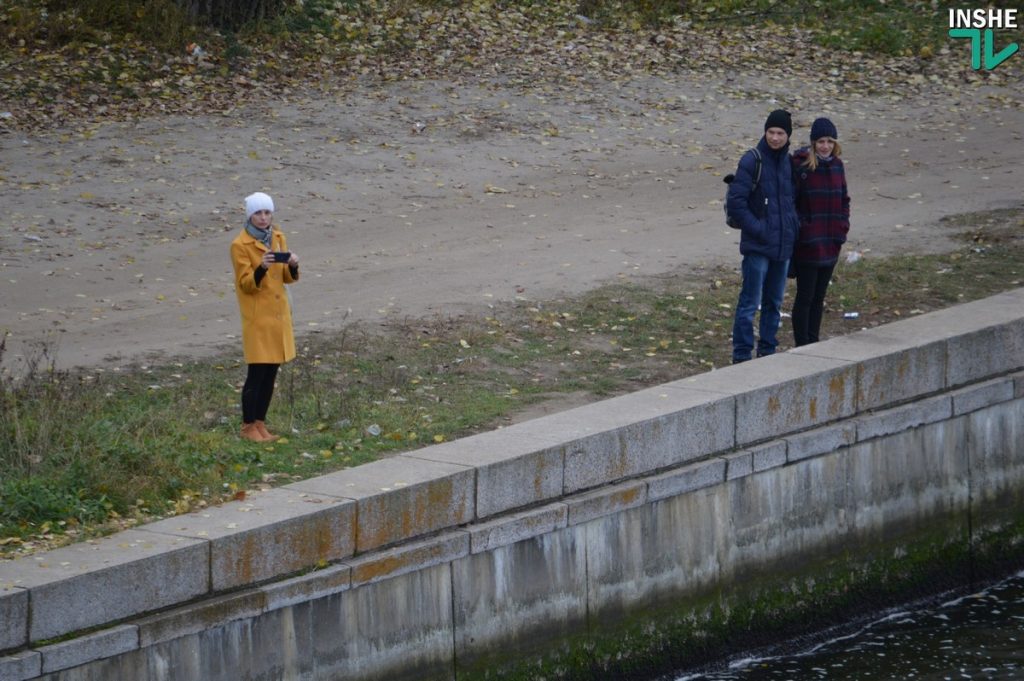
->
<box><xmin>802</xmin><ymin>139</ymin><xmax>843</xmax><ymax>171</ymax></box>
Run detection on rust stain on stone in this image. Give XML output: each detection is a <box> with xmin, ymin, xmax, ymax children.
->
<box><xmin>897</xmin><ymin>355</ymin><xmax>909</xmax><ymax>380</ymax></box>
<box><xmin>767</xmin><ymin>395</ymin><xmax>781</xmax><ymax>416</ymax></box>
<box><xmin>828</xmin><ymin>374</ymin><xmax>847</xmax><ymax>416</ymax></box>
<box><xmin>808</xmin><ymin>397</ymin><xmax>818</xmax><ymax>421</ymax></box>
<box><xmin>366</xmin><ymin>478</ymin><xmax>457</xmax><ymax>550</ymax></box>
<box><xmin>352</xmin><ymin>554</ymin><xmax>408</xmax><ymax>584</ymax></box>
<box><xmin>614</xmin><ymin>486</ymin><xmax>642</xmax><ymax>506</ymax></box>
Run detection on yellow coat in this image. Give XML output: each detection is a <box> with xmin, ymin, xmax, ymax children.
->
<box><xmin>230</xmin><ymin>227</ymin><xmax>298</xmax><ymax>364</ymax></box>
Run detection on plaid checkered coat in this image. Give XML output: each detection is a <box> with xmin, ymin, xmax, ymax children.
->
<box><xmin>791</xmin><ymin>148</ymin><xmax>851</xmax><ymax>266</ymax></box>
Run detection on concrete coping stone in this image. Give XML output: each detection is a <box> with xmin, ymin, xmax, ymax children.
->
<box><xmin>284</xmin><ymin>455</ymin><xmax>475</xmax><ymax>553</ymax></box>
<box><xmin>565</xmin><ymin>480</ymin><xmax>647</xmax><ymax>526</ymax></box>
<box><xmin>0</xmin><ymin>529</ymin><xmax>209</xmax><ymax>644</ymax></box>
<box><xmin>405</xmin><ymin>425</ymin><xmax>566</xmax><ymax>520</ymax></box>
<box><xmin>950</xmin><ymin>376</ymin><xmax>1015</xmax><ymax>416</ymax></box>
<box><xmin>1015</xmin><ymin>370</ymin><xmax>1024</xmax><ymax>399</ymax></box>
<box><xmin>261</xmin><ymin>562</ymin><xmax>352</xmax><ymax>614</ymax></box>
<box><xmin>0</xmin><ymin>586</ymin><xmax>28</xmax><ymax>654</ymax></box>
<box><xmin>856</xmin><ymin>394</ymin><xmax>953</xmax><ymax>442</ymax></box>
<box><xmin>750</xmin><ymin>440</ymin><xmax>788</xmax><ymax>472</ymax></box>
<box><xmin>647</xmin><ymin>458</ymin><xmax>727</xmax><ymax>502</ymax></box>
<box><xmin>529</xmin><ymin>383</ymin><xmax>735</xmax><ymax>494</ymax></box>
<box><xmin>0</xmin><ymin>650</ymin><xmax>39</xmax><ymax>681</ymax></box>
<box><xmin>723</xmin><ymin>451</ymin><xmax>754</xmax><ymax>481</ymax></box>
<box><xmin>37</xmin><ymin>624</ymin><xmax>137</xmax><ymax>675</ymax></box>
<box><xmin>790</xmin><ymin>326</ymin><xmax>947</xmax><ymax>412</ymax></box>
<box><xmin>466</xmin><ymin>503</ymin><xmax>568</xmax><ymax>554</ymax></box>
<box><xmin>141</xmin><ymin>487</ymin><xmax>356</xmax><ymax>592</ymax></box>
<box><xmin>785</xmin><ymin>422</ymin><xmax>858</xmax><ymax>463</ymax></box>
<box><xmin>870</xmin><ymin>287</ymin><xmax>1024</xmax><ymax>342</ymax></box>
<box><xmin>136</xmin><ymin>588</ymin><xmax>266</xmax><ymax>648</ymax></box>
<box><xmin>347</xmin><ymin>531</ymin><xmax>469</xmax><ymax>588</ymax></box>
<box><xmin>671</xmin><ymin>353</ymin><xmax>857</xmax><ymax>447</ymax></box>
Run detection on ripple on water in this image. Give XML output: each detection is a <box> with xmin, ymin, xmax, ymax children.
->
<box><xmin>674</xmin><ymin>572</ymin><xmax>1024</xmax><ymax>680</ymax></box>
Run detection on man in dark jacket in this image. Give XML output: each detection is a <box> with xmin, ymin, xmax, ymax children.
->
<box><xmin>725</xmin><ymin>109</ymin><xmax>800</xmax><ymax>363</ymax></box>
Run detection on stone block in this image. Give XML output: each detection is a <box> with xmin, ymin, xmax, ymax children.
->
<box><xmin>137</xmin><ymin>588</ymin><xmax>266</xmax><ymax>647</ymax></box>
<box><xmin>308</xmin><ymin>564</ymin><xmax>456</xmax><ymax>681</ymax></box>
<box><xmin>0</xmin><ymin>651</ymin><xmax>39</xmax><ymax>681</ymax></box>
<box><xmin>565</xmin><ymin>481</ymin><xmax>646</xmax><ymax>526</ymax></box>
<box><xmin>452</xmin><ymin>526</ymin><xmax>587</xmax><ymax>678</ymax></box>
<box><xmin>0</xmin><ymin>586</ymin><xmax>27</xmax><ymax>652</ymax></box>
<box><xmin>847</xmin><ymin>420</ymin><xmax>970</xmax><ymax>541</ymax></box>
<box><xmin>348</xmin><ymin>531</ymin><xmax>469</xmax><ymax>588</ymax></box>
<box><xmin>0</xmin><ymin>529</ymin><xmax>207</xmax><ymax>643</ymax></box>
<box><xmin>143</xmin><ymin>487</ymin><xmax>355</xmax><ymax>591</ymax></box>
<box><xmin>951</xmin><ymin>377</ymin><xmax>1015</xmax><ymax>416</ymax></box>
<box><xmin>794</xmin><ymin>329</ymin><xmax>947</xmax><ymax>412</ymax></box>
<box><xmin>261</xmin><ymin>563</ymin><xmax>351</xmax><ymax>613</ymax></box>
<box><xmin>785</xmin><ymin>422</ymin><xmax>857</xmax><ymax>462</ymax></box>
<box><xmin>676</xmin><ymin>353</ymin><xmax>857</xmax><ymax>447</ymax></box>
<box><xmin>857</xmin><ymin>394</ymin><xmax>952</xmax><ymax>442</ymax></box>
<box><xmin>1015</xmin><ymin>371</ymin><xmax>1024</xmax><ymax>398</ymax></box>
<box><xmin>751</xmin><ymin>440</ymin><xmax>787</xmax><ymax>472</ymax></box>
<box><xmin>533</xmin><ymin>384</ymin><xmax>733</xmax><ymax>494</ymax></box>
<box><xmin>587</xmin><ymin>488</ymin><xmax>726</xmax><ymax>619</ymax></box>
<box><xmin>723</xmin><ymin>451</ymin><xmax>753</xmax><ymax>480</ymax></box>
<box><xmin>647</xmin><ymin>458</ymin><xmax>726</xmax><ymax>502</ymax></box>
<box><xmin>945</xmin><ymin>317</ymin><xmax>1024</xmax><ymax>389</ymax></box>
<box><xmin>468</xmin><ymin>503</ymin><xmax>568</xmax><ymax>554</ymax></box>
<box><xmin>286</xmin><ymin>456</ymin><xmax>475</xmax><ymax>552</ymax></box>
<box><xmin>725</xmin><ymin>448</ymin><xmax>852</xmax><ymax>579</ymax></box>
<box><xmin>965</xmin><ymin>399</ymin><xmax>1024</xmax><ymax>531</ymax></box>
<box><xmin>39</xmin><ymin>624</ymin><xmax>137</xmax><ymax>674</ymax></box>
<box><xmin>406</xmin><ymin>425</ymin><xmax>564</xmax><ymax>519</ymax></box>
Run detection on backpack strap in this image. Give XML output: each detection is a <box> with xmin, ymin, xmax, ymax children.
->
<box><xmin>749</xmin><ymin>147</ymin><xmax>762</xmax><ymax>190</ymax></box>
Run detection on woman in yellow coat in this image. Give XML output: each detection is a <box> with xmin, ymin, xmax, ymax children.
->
<box><xmin>230</xmin><ymin>192</ymin><xmax>300</xmax><ymax>442</ymax></box>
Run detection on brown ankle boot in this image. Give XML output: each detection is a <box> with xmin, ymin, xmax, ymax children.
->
<box><xmin>255</xmin><ymin>420</ymin><xmax>279</xmax><ymax>442</ymax></box>
<box><xmin>240</xmin><ymin>423</ymin><xmax>265</xmax><ymax>442</ymax></box>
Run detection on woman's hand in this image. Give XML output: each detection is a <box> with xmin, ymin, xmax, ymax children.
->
<box><xmin>260</xmin><ymin>251</ymin><xmax>276</xmax><ymax>268</ymax></box>
<box><xmin>288</xmin><ymin>252</ymin><xmax>299</xmax><ymax>267</ymax></box>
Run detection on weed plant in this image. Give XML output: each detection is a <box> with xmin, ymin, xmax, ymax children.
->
<box><xmin>1</xmin><ymin>209</ymin><xmax>1022</xmax><ymax>552</ymax></box>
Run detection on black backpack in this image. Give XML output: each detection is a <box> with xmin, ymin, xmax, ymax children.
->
<box><xmin>722</xmin><ymin>147</ymin><xmax>762</xmax><ymax>229</ymax></box>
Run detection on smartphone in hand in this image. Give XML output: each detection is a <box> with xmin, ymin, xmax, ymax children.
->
<box><xmin>272</xmin><ymin>252</ymin><xmax>291</xmax><ymax>263</ymax></box>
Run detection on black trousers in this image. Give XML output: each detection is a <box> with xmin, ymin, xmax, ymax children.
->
<box><xmin>241</xmin><ymin>363</ymin><xmax>279</xmax><ymax>424</ymax></box>
<box><xmin>791</xmin><ymin>262</ymin><xmax>836</xmax><ymax>347</ymax></box>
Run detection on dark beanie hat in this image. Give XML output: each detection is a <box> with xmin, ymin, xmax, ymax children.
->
<box><xmin>811</xmin><ymin>117</ymin><xmax>838</xmax><ymax>141</ymax></box>
<box><xmin>764</xmin><ymin>109</ymin><xmax>792</xmax><ymax>136</ymax></box>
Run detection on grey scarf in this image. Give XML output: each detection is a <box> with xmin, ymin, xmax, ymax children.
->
<box><xmin>244</xmin><ymin>219</ymin><xmax>272</xmax><ymax>249</ymax></box>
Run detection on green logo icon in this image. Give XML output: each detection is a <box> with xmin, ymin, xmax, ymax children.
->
<box><xmin>949</xmin><ymin>28</ymin><xmax>1019</xmax><ymax>70</ymax></box>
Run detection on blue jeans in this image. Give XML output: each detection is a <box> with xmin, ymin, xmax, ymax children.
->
<box><xmin>732</xmin><ymin>254</ymin><xmax>789</xmax><ymax>362</ymax></box>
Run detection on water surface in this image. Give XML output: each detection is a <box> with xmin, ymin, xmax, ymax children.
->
<box><xmin>675</xmin><ymin>572</ymin><xmax>1024</xmax><ymax>680</ymax></box>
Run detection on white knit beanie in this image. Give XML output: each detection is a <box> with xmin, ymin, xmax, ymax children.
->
<box><xmin>244</xmin><ymin>192</ymin><xmax>275</xmax><ymax>219</ymax></box>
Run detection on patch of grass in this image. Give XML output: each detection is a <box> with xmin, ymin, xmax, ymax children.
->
<box><xmin>1</xmin><ymin>0</ymin><xmax>196</xmax><ymax>51</ymax></box>
<box><xmin>2</xmin><ymin>207</ymin><xmax>1023</xmax><ymax>554</ymax></box>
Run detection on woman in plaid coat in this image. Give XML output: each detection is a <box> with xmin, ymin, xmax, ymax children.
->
<box><xmin>790</xmin><ymin>118</ymin><xmax>850</xmax><ymax>347</ymax></box>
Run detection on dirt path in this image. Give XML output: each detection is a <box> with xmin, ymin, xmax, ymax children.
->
<box><xmin>1</xmin><ymin>69</ymin><xmax>1021</xmax><ymax>371</ymax></box>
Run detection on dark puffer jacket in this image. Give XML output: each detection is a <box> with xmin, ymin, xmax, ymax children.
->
<box><xmin>790</xmin><ymin>148</ymin><xmax>851</xmax><ymax>266</ymax></box>
<box><xmin>726</xmin><ymin>136</ymin><xmax>799</xmax><ymax>262</ymax></box>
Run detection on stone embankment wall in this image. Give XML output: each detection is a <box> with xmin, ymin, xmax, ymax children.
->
<box><xmin>2</xmin><ymin>288</ymin><xmax>1023</xmax><ymax>681</ymax></box>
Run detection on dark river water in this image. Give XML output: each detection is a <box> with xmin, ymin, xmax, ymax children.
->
<box><xmin>673</xmin><ymin>571</ymin><xmax>1024</xmax><ymax>681</ymax></box>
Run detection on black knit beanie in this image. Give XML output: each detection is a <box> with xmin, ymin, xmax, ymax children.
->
<box><xmin>811</xmin><ymin>117</ymin><xmax>838</xmax><ymax>141</ymax></box>
<box><xmin>764</xmin><ymin>109</ymin><xmax>792</xmax><ymax>137</ymax></box>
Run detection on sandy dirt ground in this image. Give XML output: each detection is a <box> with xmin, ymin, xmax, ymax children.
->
<box><xmin>1</xmin><ymin>68</ymin><xmax>1022</xmax><ymax>371</ymax></box>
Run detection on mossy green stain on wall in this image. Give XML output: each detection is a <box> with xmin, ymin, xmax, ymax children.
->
<box><xmin>456</xmin><ymin>523</ymin><xmax>1016</xmax><ymax>681</ymax></box>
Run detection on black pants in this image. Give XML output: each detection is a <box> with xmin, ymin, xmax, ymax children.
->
<box><xmin>241</xmin><ymin>363</ymin><xmax>279</xmax><ymax>424</ymax></box>
<box><xmin>791</xmin><ymin>262</ymin><xmax>836</xmax><ymax>347</ymax></box>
